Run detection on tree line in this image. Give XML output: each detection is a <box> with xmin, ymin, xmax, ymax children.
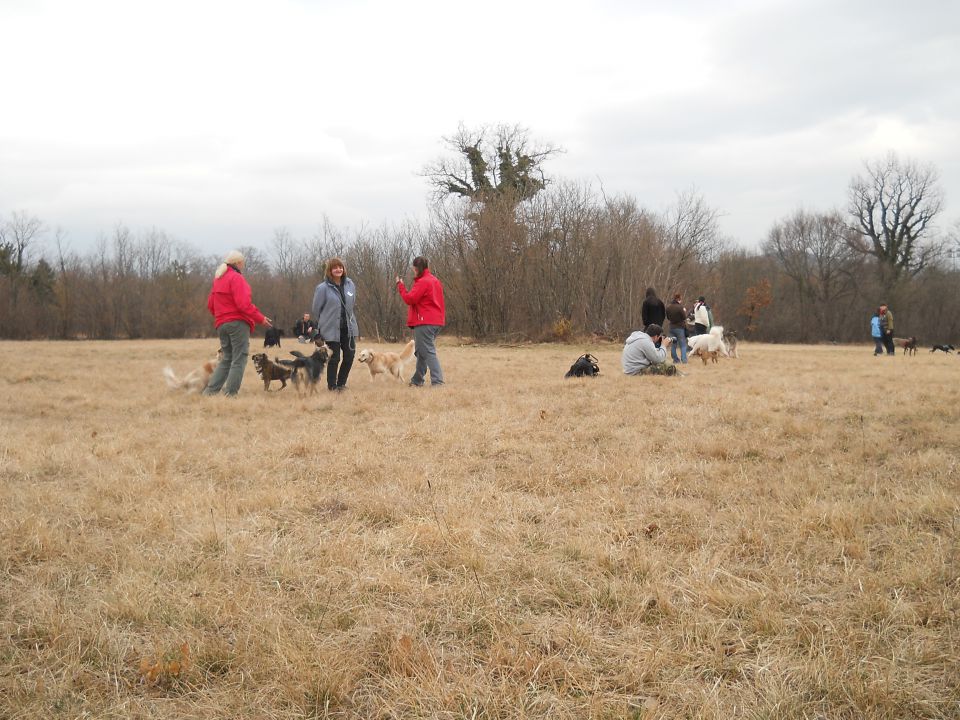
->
<box><xmin>2</xmin><ymin>130</ymin><xmax>958</xmax><ymax>345</ymax></box>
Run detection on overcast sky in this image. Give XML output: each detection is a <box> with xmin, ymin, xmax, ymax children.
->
<box><xmin>2</xmin><ymin>0</ymin><xmax>958</xmax><ymax>258</ymax></box>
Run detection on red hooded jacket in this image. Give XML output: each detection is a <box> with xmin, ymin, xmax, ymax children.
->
<box><xmin>397</xmin><ymin>268</ymin><xmax>445</xmax><ymax>327</ymax></box>
<box><xmin>207</xmin><ymin>266</ymin><xmax>266</xmax><ymax>332</ymax></box>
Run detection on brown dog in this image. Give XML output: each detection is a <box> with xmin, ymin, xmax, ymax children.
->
<box><xmin>357</xmin><ymin>340</ymin><xmax>416</xmax><ymax>381</ymax></box>
<box><xmin>895</xmin><ymin>337</ymin><xmax>917</xmax><ymax>356</ymax></box>
<box><xmin>251</xmin><ymin>353</ymin><xmax>291</xmax><ymax>390</ymax></box>
<box><xmin>698</xmin><ymin>349</ymin><xmax>720</xmax><ymax>365</ymax></box>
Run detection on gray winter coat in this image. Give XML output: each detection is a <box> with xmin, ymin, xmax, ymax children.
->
<box><xmin>311</xmin><ymin>277</ymin><xmax>359</xmax><ymax>342</ymax></box>
<box><xmin>621</xmin><ymin>330</ymin><xmax>667</xmax><ymax>375</ymax></box>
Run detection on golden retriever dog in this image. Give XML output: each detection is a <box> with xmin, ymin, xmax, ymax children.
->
<box><xmin>163</xmin><ymin>349</ymin><xmax>222</xmax><ymax>393</ymax></box>
<box><xmin>357</xmin><ymin>340</ymin><xmax>415</xmax><ymax>381</ymax></box>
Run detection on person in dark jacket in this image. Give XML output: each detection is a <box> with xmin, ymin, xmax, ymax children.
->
<box><xmin>204</xmin><ymin>250</ymin><xmax>273</xmax><ymax>397</ymax></box>
<box><xmin>312</xmin><ymin>258</ymin><xmax>359</xmax><ymax>391</ymax></box>
<box><xmin>293</xmin><ymin>312</ymin><xmax>316</xmax><ymax>343</ymax></box>
<box><xmin>664</xmin><ymin>293</ymin><xmax>688</xmax><ymax>364</ymax></box>
<box><xmin>395</xmin><ymin>256</ymin><xmax>445</xmax><ymax>386</ymax></box>
<box><xmin>641</xmin><ymin>287</ymin><xmax>666</xmax><ymax>329</ymax></box>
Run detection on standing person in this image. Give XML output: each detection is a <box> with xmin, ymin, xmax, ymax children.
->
<box><xmin>204</xmin><ymin>250</ymin><xmax>272</xmax><ymax>397</ymax></box>
<box><xmin>870</xmin><ymin>309</ymin><xmax>884</xmax><ymax>356</ymax></box>
<box><xmin>621</xmin><ymin>324</ymin><xmax>677</xmax><ymax>376</ymax></box>
<box><xmin>665</xmin><ymin>293</ymin><xmax>688</xmax><ymax>364</ymax></box>
<box><xmin>312</xmin><ymin>258</ymin><xmax>359</xmax><ymax>392</ymax></box>
<box><xmin>641</xmin><ymin>287</ymin><xmax>666</xmax><ymax>329</ymax></box>
<box><xmin>693</xmin><ymin>296</ymin><xmax>711</xmax><ymax>336</ymax></box>
<box><xmin>879</xmin><ymin>303</ymin><xmax>895</xmax><ymax>356</ymax></box>
<box><xmin>294</xmin><ymin>312</ymin><xmax>316</xmax><ymax>343</ymax></box>
<box><xmin>395</xmin><ymin>256</ymin><xmax>445</xmax><ymax>386</ymax></box>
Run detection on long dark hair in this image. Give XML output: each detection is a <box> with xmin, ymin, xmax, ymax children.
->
<box><xmin>412</xmin><ymin>256</ymin><xmax>429</xmax><ymax>278</ymax></box>
<box><xmin>645</xmin><ymin>287</ymin><xmax>658</xmax><ymax>301</ymax></box>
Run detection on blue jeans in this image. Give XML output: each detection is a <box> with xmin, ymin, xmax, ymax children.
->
<box><xmin>205</xmin><ymin>321</ymin><xmax>250</xmax><ymax>396</ymax></box>
<box><xmin>873</xmin><ymin>337</ymin><xmax>883</xmax><ymax>354</ymax></box>
<box><xmin>669</xmin><ymin>327</ymin><xmax>687</xmax><ymax>363</ymax></box>
<box><xmin>410</xmin><ymin>325</ymin><xmax>444</xmax><ymax>385</ymax></box>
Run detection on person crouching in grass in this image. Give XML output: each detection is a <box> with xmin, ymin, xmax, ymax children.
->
<box><xmin>622</xmin><ymin>324</ymin><xmax>677</xmax><ymax>376</ymax></box>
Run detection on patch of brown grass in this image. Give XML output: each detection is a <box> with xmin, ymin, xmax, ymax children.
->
<box><xmin>1</xmin><ymin>339</ymin><xmax>958</xmax><ymax>718</ymax></box>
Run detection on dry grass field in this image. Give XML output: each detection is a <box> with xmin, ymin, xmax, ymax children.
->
<box><xmin>1</xmin><ymin>338</ymin><xmax>958</xmax><ymax>719</ymax></box>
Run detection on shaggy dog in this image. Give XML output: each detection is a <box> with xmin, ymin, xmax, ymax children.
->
<box><xmin>894</xmin><ymin>337</ymin><xmax>918</xmax><ymax>356</ymax></box>
<box><xmin>930</xmin><ymin>344</ymin><xmax>955</xmax><ymax>354</ymax></box>
<box><xmin>264</xmin><ymin>327</ymin><xmax>283</xmax><ymax>348</ymax></box>
<box><xmin>277</xmin><ymin>347</ymin><xmax>329</xmax><ymax>395</ymax></box>
<box><xmin>723</xmin><ymin>329</ymin><xmax>739</xmax><ymax>359</ymax></box>
<box><xmin>357</xmin><ymin>340</ymin><xmax>416</xmax><ymax>381</ymax></box>
<box><xmin>163</xmin><ymin>349</ymin><xmax>222</xmax><ymax>393</ymax></box>
<box><xmin>251</xmin><ymin>352</ymin><xmax>292</xmax><ymax>390</ymax></box>
<box><xmin>688</xmin><ymin>325</ymin><xmax>728</xmax><ymax>359</ymax></box>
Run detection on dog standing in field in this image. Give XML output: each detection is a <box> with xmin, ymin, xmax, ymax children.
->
<box><xmin>278</xmin><ymin>346</ymin><xmax>330</xmax><ymax>395</ymax></box>
<box><xmin>688</xmin><ymin>325</ymin><xmax>728</xmax><ymax>361</ymax></box>
<box><xmin>357</xmin><ymin>340</ymin><xmax>416</xmax><ymax>381</ymax></box>
<box><xmin>723</xmin><ymin>329</ymin><xmax>739</xmax><ymax>359</ymax></box>
<box><xmin>251</xmin><ymin>352</ymin><xmax>292</xmax><ymax>390</ymax></box>
<box><xmin>264</xmin><ymin>326</ymin><xmax>283</xmax><ymax>348</ymax></box>
<box><xmin>930</xmin><ymin>344</ymin><xmax>955</xmax><ymax>354</ymax></box>
<box><xmin>698</xmin><ymin>349</ymin><xmax>720</xmax><ymax>365</ymax></box>
<box><xmin>163</xmin><ymin>349</ymin><xmax>222</xmax><ymax>393</ymax></box>
<box><xmin>895</xmin><ymin>337</ymin><xmax>918</xmax><ymax>355</ymax></box>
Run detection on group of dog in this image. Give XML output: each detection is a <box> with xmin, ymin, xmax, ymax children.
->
<box><xmin>163</xmin><ymin>336</ymin><xmax>416</xmax><ymax>395</ymax></box>
<box><xmin>686</xmin><ymin>326</ymin><xmax>740</xmax><ymax>365</ymax></box>
<box><xmin>892</xmin><ymin>337</ymin><xmax>956</xmax><ymax>356</ymax></box>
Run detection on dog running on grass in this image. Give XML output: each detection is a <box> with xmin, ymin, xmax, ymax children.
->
<box><xmin>930</xmin><ymin>344</ymin><xmax>955</xmax><ymax>354</ymax></box>
<box><xmin>251</xmin><ymin>352</ymin><xmax>292</xmax><ymax>390</ymax></box>
<box><xmin>277</xmin><ymin>346</ymin><xmax>329</xmax><ymax>395</ymax></box>
<box><xmin>356</xmin><ymin>340</ymin><xmax>415</xmax><ymax>381</ymax></box>
<box><xmin>163</xmin><ymin>349</ymin><xmax>222</xmax><ymax>393</ymax></box>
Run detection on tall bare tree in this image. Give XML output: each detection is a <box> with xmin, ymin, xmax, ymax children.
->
<box><xmin>847</xmin><ymin>153</ymin><xmax>944</xmax><ymax>282</ymax></box>
<box><xmin>424</xmin><ymin>124</ymin><xmax>560</xmax><ymax>205</ymax></box>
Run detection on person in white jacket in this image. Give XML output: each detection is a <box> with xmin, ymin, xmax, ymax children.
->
<box><xmin>693</xmin><ymin>296</ymin><xmax>711</xmax><ymax>336</ymax></box>
<box><xmin>621</xmin><ymin>324</ymin><xmax>677</xmax><ymax>376</ymax></box>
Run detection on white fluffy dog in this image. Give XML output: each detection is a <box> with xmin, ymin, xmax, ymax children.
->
<box><xmin>687</xmin><ymin>326</ymin><xmax>728</xmax><ymax>359</ymax></box>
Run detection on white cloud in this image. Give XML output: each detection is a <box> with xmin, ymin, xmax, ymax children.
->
<box><xmin>1</xmin><ymin>0</ymin><xmax>958</xmax><ymax>255</ymax></box>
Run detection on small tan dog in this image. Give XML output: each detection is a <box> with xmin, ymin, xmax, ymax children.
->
<box><xmin>163</xmin><ymin>349</ymin><xmax>222</xmax><ymax>393</ymax></box>
<box><xmin>357</xmin><ymin>340</ymin><xmax>415</xmax><ymax>381</ymax></box>
<box><xmin>696</xmin><ymin>348</ymin><xmax>720</xmax><ymax>365</ymax></box>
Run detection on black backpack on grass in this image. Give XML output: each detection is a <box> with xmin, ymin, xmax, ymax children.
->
<box><xmin>564</xmin><ymin>353</ymin><xmax>600</xmax><ymax>378</ymax></box>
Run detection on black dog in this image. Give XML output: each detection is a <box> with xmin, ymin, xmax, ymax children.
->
<box><xmin>930</xmin><ymin>344</ymin><xmax>955</xmax><ymax>354</ymax></box>
<box><xmin>264</xmin><ymin>327</ymin><xmax>284</xmax><ymax>348</ymax></box>
<box><xmin>564</xmin><ymin>353</ymin><xmax>600</xmax><ymax>378</ymax></box>
<box><xmin>277</xmin><ymin>347</ymin><xmax>329</xmax><ymax>395</ymax></box>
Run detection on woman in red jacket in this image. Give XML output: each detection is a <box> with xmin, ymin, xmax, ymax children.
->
<box><xmin>204</xmin><ymin>250</ymin><xmax>273</xmax><ymax>396</ymax></box>
<box><xmin>395</xmin><ymin>256</ymin><xmax>445</xmax><ymax>386</ymax></box>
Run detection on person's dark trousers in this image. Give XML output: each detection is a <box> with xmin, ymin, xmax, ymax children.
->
<box><xmin>873</xmin><ymin>337</ymin><xmax>884</xmax><ymax>355</ymax></box>
<box><xmin>326</xmin><ymin>329</ymin><xmax>355</xmax><ymax>390</ymax></box>
<box><xmin>694</xmin><ymin>323</ymin><xmax>707</xmax><ymax>336</ymax></box>
<box><xmin>883</xmin><ymin>332</ymin><xmax>895</xmax><ymax>355</ymax></box>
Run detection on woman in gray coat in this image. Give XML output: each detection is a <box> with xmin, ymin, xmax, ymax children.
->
<box><xmin>311</xmin><ymin>257</ymin><xmax>359</xmax><ymax>391</ymax></box>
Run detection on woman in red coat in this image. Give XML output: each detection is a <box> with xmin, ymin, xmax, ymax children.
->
<box><xmin>204</xmin><ymin>250</ymin><xmax>273</xmax><ymax>396</ymax></box>
<box><xmin>395</xmin><ymin>256</ymin><xmax>445</xmax><ymax>386</ymax></box>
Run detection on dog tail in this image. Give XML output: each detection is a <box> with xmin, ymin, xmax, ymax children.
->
<box><xmin>163</xmin><ymin>366</ymin><xmax>184</xmax><ymax>389</ymax></box>
<box><xmin>400</xmin><ymin>339</ymin><xmax>415</xmax><ymax>362</ymax></box>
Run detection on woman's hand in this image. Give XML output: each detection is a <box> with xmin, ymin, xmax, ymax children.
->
<box><xmin>394</xmin><ymin>275</ymin><xmax>401</xmax><ymax>284</ymax></box>
<box><xmin>263</xmin><ymin>317</ymin><xmax>273</xmax><ymax>327</ymax></box>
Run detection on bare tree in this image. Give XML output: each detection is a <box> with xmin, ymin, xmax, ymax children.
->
<box><xmin>847</xmin><ymin>153</ymin><xmax>944</xmax><ymax>282</ymax></box>
<box><xmin>765</xmin><ymin>209</ymin><xmax>862</xmax><ymax>340</ymax></box>
<box><xmin>424</xmin><ymin>124</ymin><xmax>561</xmax><ymax>205</ymax></box>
